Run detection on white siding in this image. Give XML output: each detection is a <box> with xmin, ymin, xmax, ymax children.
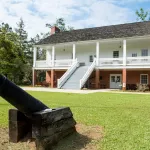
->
<box><xmin>76</xmin><ymin>44</ymin><xmax>96</xmax><ymax>65</ymax></box>
<box><xmin>46</xmin><ymin>49</ymin><xmax>51</xmax><ymax>61</ymax></box>
<box><xmin>127</xmin><ymin>40</ymin><xmax>150</xmax><ymax>57</ymax></box>
<box><xmin>42</xmin><ymin>38</ymin><xmax>150</xmax><ymax>68</ymax></box>
<box><xmin>55</xmin><ymin>46</ymin><xmax>72</xmax><ymax>60</ymax></box>
<box><xmin>99</xmin><ymin>44</ymin><xmax>123</xmax><ymax>58</ymax></box>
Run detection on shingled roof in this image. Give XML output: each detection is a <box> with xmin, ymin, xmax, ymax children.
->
<box><xmin>36</xmin><ymin>21</ymin><xmax>150</xmax><ymax>45</ymax></box>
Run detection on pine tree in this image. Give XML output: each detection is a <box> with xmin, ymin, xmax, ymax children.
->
<box><xmin>136</xmin><ymin>8</ymin><xmax>150</xmax><ymax>21</ymax></box>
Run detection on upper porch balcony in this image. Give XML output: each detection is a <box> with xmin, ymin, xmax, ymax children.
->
<box><xmin>35</xmin><ymin>59</ymin><xmax>74</xmax><ymax>69</ymax></box>
<box><xmin>33</xmin><ymin>36</ymin><xmax>150</xmax><ymax>69</ymax></box>
<box><xmin>33</xmin><ymin>44</ymin><xmax>76</xmax><ymax>69</ymax></box>
<box><xmin>98</xmin><ymin>56</ymin><xmax>150</xmax><ymax>67</ymax></box>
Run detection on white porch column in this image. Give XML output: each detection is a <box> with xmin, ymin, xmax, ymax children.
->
<box><xmin>46</xmin><ymin>49</ymin><xmax>51</xmax><ymax>66</ymax></box>
<box><xmin>33</xmin><ymin>47</ymin><xmax>37</xmax><ymax>67</ymax></box>
<box><xmin>123</xmin><ymin>40</ymin><xmax>127</xmax><ymax>66</ymax></box>
<box><xmin>52</xmin><ymin>46</ymin><xmax>55</xmax><ymax>66</ymax></box>
<box><xmin>96</xmin><ymin>42</ymin><xmax>100</xmax><ymax>66</ymax></box>
<box><xmin>73</xmin><ymin>44</ymin><xmax>76</xmax><ymax>61</ymax></box>
<box><xmin>46</xmin><ymin>49</ymin><xmax>51</xmax><ymax>60</ymax></box>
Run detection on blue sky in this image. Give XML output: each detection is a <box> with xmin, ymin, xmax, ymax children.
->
<box><xmin>0</xmin><ymin>0</ymin><xmax>150</xmax><ymax>38</ymax></box>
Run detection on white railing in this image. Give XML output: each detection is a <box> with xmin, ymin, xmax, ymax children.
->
<box><xmin>57</xmin><ymin>58</ymin><xmax>79</xmax><ymax>88</ymax></box>
<box><xmin>35</xmin><ymin>60</ymin><xmax>52</xmax><ymax>68</ymax></box>
<box><xmin>127</xmin><ymin>56</ymin><xmax>150</xmax><ymax>65</ymax></box>
<box><xmin>80</xmin><ymin>58</ymin><xmax>96</xmax><ymax>89</ymax></box>
<box><xmin>54</xmin><ymin>59</ymin><xmax>73</xmax><ymax>66</ymax></box>
<box><xmin>34</xmin><ymin>59</ymin><xmax>74</xmax><ymax>68</ymax></box>
<box><xmin>99</xmin><ymin>58</ymin><xmax>123</xmax><ymax>66</ymax></box>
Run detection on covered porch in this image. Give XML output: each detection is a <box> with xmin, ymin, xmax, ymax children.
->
<box><xmin>34</xmin><ymin>36</ymin><xmax>150</xmax><ymax>69</ymax></box>
<box><xmin>33</xmin><ymin>44</ymin><xmax>76</xmax><ymax>69</ymax></box>
<box><xmin>97</xmin><ymin>37</ymin><xmax>150</xmax><ymax>68</ymax></box>
<box><xmin>92</xmin><ymin>69</ymin><xmax>150</xmax><ymax>90</ymax></box>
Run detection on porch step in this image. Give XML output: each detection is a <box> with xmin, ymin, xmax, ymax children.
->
<box><xmin>61</xmin><ymin>66</ymin><xmax>89</xmax><ymax>90</ymax></box>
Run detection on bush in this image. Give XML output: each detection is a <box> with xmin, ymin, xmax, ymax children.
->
<box><xmin>136</xmin><ymin>84</ymin><xmax>149</xmax><ymax>92</ymax></box>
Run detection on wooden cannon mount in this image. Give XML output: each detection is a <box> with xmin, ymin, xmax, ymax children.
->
<box><xmin>0</xmin><ymin>75</ymin><xmax>76</xmax><ymax>150</ymax></box>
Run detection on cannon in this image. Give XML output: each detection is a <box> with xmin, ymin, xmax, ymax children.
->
<box><xmin>0</xmin><ymin>75</ymin><xmax>76</xmax><ymax>150</ymax></box>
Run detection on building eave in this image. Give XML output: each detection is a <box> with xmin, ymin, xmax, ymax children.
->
<box><xmin>34</xmin><ymin>34</ymin><xmax>150</xmax><ymax>49</ymax></box>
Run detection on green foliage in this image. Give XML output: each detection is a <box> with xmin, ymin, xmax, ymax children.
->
<box><xmin>0</xmin><ymin>17</ymin><xmax>74</xmax><ymax>85</ymax></box>
<box><xmin>0</xmin><ymin>20</ymin><xmax>32</xmax><ymax>84</ymax></box>
<box><xmin>0</xmin><ymin>23</ymin><xmax>20</xmax><ymax>77</ymax></box>
<box><xmin>136</xmin><ymin>8</ymin><xmax>150</xmax><ymax>21</ymax></box>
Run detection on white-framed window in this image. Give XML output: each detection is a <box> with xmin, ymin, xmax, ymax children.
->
<box><xmin>140</xmin><ymin>74</ymin><xmax>148</xmax><ymax>84</ymax></box>
<box><xmin>141</xmin><ymin>49</ymin><xmax>148</xmax><ymax>56</ymax></box>
<box><xmin>113</xmin><ymin>51</ymin><xmax>119</xmax><ymax>58</ymax></box>
<box><xmin>132</xmin><ymin>53</ymin><xmax>137</xmax><ymax>57</ymax></box>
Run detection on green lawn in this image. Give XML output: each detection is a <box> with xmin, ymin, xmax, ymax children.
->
<box><xmin>1</xmin><ymin>92</ymin><xmax>150</xmax><ymax>150</ymax></box>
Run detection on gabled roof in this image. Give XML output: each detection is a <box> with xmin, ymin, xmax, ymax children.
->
<box><xmin>36</xmin><ymin>21</ymin><xmax>150</xmax><ymax>45</ymax></box>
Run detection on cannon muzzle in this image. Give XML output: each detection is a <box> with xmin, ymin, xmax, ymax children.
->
<box><xmin>0</xmin><ymin>74</ymin><xmax>49</xmax><ymax>116</ymax></box>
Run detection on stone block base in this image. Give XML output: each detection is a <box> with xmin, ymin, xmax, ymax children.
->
<box><xmin>9</xmin><ymin>107</ymin><xmax>76</xmax><ymax>150</ymax></box>
<box><xmin>9</xmin><ymin>109</ymin><xmax>32</xmax><ymax>143</ymax></box>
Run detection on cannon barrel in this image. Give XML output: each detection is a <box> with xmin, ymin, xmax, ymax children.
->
<box><xmin>0</xmin><ymin>74</ymin><xmax>49</xmax><ymax>116</ymax></box>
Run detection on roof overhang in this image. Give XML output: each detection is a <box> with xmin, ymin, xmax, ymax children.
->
<box><xmin>34</xmin><ymin>34</ymin><xmax>150</xmax><ymax>49</ymax></box>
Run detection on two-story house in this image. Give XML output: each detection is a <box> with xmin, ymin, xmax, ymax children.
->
<box><xmin>33</xmin><ymin>21</ymin><xmax>150</xmax><ymax>90</ymax></box>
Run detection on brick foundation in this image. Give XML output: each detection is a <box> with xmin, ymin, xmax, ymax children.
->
<box><xmin>46</xmin><ymin>69</ymin><xmax>150</xmax><ymax>90</ymax></box>
<box><xmin>98</xmin><ymin>70</ymin><xmax>122</xmax><ymax>89</ymax></box>
<box><xmin>46</xmin><ymin>71</ymin><xmax>51</xmax><ymax>86</ymax></box>
<box><xmin>127</xmin><ymin>70</ymin><xmax>150</xmax><ymax>84</ymax></box>
<box><xmin>46</xmin><ymin>70</ymin><xmax>66</xmax><ymax>88</ymax></box>
<box><xmin>94</xmin><ymin>69</ymin><xmax>150</xmax><ymax>89</ymax></box>
<box><xmin>51</xmin><ymin>70</ymin><xmax>54</xmax><ymax>88</ymax></box>
<box><xmin>122</xmin><ymin>69</ymin><xmax>127</xmax><ymax>90</ymax></box>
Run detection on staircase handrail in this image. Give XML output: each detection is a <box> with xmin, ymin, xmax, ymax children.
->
<box><xmin>80</xmin><ymin>58</ymin><xmax>96</xmax><ymax>89</ymax></box>
<box><xmin>57</xmin><ymin>58</ymin><xmax>78</xmax><ymax>88</ymax></box>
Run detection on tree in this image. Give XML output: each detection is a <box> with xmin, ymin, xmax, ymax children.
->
<box><xmin>46</xmin><ymin>18</ymin><xmax>74</xmax><ymax>32</ymax></box>
<box><xmin>15</xmin><ymin>18</ymin><xmax>28</xmax><ymax>57</ymax></box>
<box><xmin>15</xmin><ymin>18</ymin><xmax>34</xmax><ymax>84</ymax></box>
<box><xmin>0</xmin><ymin>22</ymin><xmax>23</xmax><ymax>82</ymax></box>
<box><xmin>0</xmin><ymin>20</ymin><xmax>33</xmax><ymax>84</ymax></box>
<box><xmin>136</xmin><ymin>8</ymin><xmax>150</xmax><ymax>21</ymax></box>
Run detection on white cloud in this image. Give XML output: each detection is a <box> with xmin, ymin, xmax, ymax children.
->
<box><xmin>0</xmin><ymin>0</ymin><xmax>138</xmax><ymax>38</ymax></box>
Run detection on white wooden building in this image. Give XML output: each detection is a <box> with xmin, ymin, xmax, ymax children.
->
<box><xmin>33</xmin><ymin>21</ymin><xmax>150</xmax><ymax>90</ymax></box>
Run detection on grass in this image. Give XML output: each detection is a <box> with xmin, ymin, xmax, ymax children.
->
<box><xmin>1</xmin><ymin>91</ymin><xmax>150</xmax><ymax>150</ymax></box>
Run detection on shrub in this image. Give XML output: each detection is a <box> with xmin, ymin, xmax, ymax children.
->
<box><xmin>136</xmin><ymin>84</ymin><xmax>149</xmax><ymax>92</ymax></box>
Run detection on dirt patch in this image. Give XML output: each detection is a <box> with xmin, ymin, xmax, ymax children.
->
<box><xmin>0</xmin><ymin>124</ymin><xmax>103</xmax><ymax>150</ymax></box>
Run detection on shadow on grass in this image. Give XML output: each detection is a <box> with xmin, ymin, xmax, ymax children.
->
<box><xmin>53</xmin><ymin>132</ymin><xmax>92</xmax><ymax>150</ymax></box>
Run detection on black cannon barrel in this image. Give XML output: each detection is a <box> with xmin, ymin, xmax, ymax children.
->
<box><xmin>0</xmin><ymin>74</ymin><xmax>49</xmax><ymax>116</ymax></box>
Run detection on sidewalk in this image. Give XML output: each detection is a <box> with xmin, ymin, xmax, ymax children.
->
<box><xmin>21</xmin><ymin>87</ymin><xmax>150</xmax><ymax>95</ymax></box>
<box><xmin>21</xmin><ymin>87</ymin><xmax>114</xmax><ymax>94</ymax></box>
